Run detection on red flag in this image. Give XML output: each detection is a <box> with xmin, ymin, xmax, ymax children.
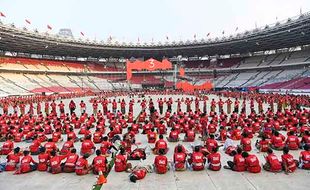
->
<box><xmin>25</xmin><ymin>19</ymin><xmax>31</xmax><ymax>24</ymax></box>
<box><xmin>0</xmin><ymin>12</ymin><xmax>6</xmax><ymax>17</ymax></box>
<box><xmin>179</xmin><ymin>67</ymin><xmax>185</xmax><ymax>77</ymax></box>
<box><xmin>47</xmin><ymin>24</ymin><xmax>52</xmax><ymax>30</ymax></box>
<box><xmin>80</xmin><ymin>32</ymin><xmax>84</xmax><ymax>36</ymax></box>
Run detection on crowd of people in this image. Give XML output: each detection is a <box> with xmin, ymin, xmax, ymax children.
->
<box><xmin>0</xmin><ymin>90</ymin><xmax>309</xmax><ymax>184</ymax></box>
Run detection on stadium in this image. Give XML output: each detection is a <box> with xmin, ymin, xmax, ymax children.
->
<box><xmin>0</xmin><ymin>1</ymin><xmax>310</xmax><ymax>190</ymax></box>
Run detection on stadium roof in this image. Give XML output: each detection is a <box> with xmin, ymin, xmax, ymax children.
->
<box><xmin>0</xmin><ymin>13</ymin><xmax>310</xmax><ymax>59</ymax></box>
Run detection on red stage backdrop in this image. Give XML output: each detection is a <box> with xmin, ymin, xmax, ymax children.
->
<box><xmin>176</xmin><ymin>81</ymin><xmax>213</xmax><ymax>91</ymax></box>
<box><xmin>126</xmin><ymin>58</ymin><xmax>172</xmax><ymax>80</ymax></box>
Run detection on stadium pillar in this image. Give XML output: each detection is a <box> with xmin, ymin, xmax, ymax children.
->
<box><xmin>173</xmin><ymin>63</ymin><xmax>178</xmax><ymax>89</ymax></box>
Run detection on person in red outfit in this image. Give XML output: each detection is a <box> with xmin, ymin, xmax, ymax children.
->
<box><xmin>301</xmin><ymin>131</ymin><xmax>310</xmax><ymax>148</ymax></box>
<box><xmin>255</xmin><ymin>135</ymin><xmax>270</xmax><ymax>152</ymax></box>
<box><xmin>285</xmin><ymin>131</ymin><xmax>300</xmax><ymax>150</ymax></box>
<box><xmin>63</xmin><ymin>149</ymin><xmax>79</xmax><ymax>173</ymax></box>
<box><xmin>189</xmin><ymin>146</ymin><xmax>206</xmax><ymax>171</ymax></box>
<box><xmin>167</xmin><ymin>128</ymin><xmax>179</xmax><ymax>142</ymax></box>
<box><xmin>281</xmin><ymin>147</ymin><xmax>297</xmax><ymax>174</ymax></box>
<box><xmin>271</xmin><ymin>131</ymin><xmax>285</xmax><ymax>150</ymax></box>
<box><xmin>173</xmin><ymin>145</ymin><xmax>187</xmax><ymax>171</ymax></box>
<box><xmin>49</xmin><ymin>150</ymin><xmax>67</xmax><ymax>174</ymax></box>
<box><xmin>37</xmin><ymin>147</ymin><xmax>50</xmax><ymax>171</ymax></box>
<box><xmin>80</xmin><ymin>100</ymin><xmax>86</xmax><ymax>114</ymax></box>
<box><xmin>1</xmin><ymin>136</ymin><xmax>14</xmax><ymax>155</ymax></box>
<box><xmin>114</xmin><ymin>148</ymin><xmax>130</xmax><ymax>172</ymax></box>
<box><xmin>299</xmin><ymin>144</ymin><xmax>310</xmax><ymax>170</ymax></box>
<box><xmin>93</xmin><ymin>128</ymin><xmax>103</xmax><ymax>143</ymax></box>
<box><xmin>29</xmin><ymin>135</ymin><xmax>41</xmax><ymax>155</ymax></box>
<box><xmin>204</xmin><ymin>134</ymin><xmax>218</xmax><ymax>154</ymax></box>
<box><xmin>129</xmin><ymin>165</ymin><xmax>152</xmax><ymax>183</ymax></box>
<box><xmin>154</xmin><ymin>149</ymin><xmax>168</xmax><ymax>174</ymax></box>
<box><xmin>153</xmin><ymin>135</ymin><xmax>168</xmax><ymax>155</ymax></box>
<box><xmin>242</xmin><ymin>152</ymin><xmax>261</xmax><ymax>173</ymax></box>
<box><xmin>207</xmin><ymin>147</ymin><xmax>221</xmax><ymax>171</ymax></box>
<box><xmin>52</xmin><ymin>128</ymin><xmax>63</xmax><ymax>143</ymax></box>
<box><xmin>100</xmin><ymin>136</ymin><xmax>117</xmax><ymax>155</ymax></box>
<box><xmin>263</xmin><ymin>148</ymin><xmax>282</xmax><ymax>172</ymax></box>
<box><xmin>75</xmin><ymin>154</ymin><xmax>92</xmax><ymax>175</ymax></box>
<box><xmin>17</xmin><ymin>150</ymin><xmax>38</xmax><ymax>174</ymax></box>
<box><xmin>92</xmin><ymin>100</ymin><xmax>98</xmax><ymax>115</ymax></box>
<box><xmin>224</xmin><ymin>147</ymin><xmax>246</xmax><ymax>172</ymax></box>
<box><xmin>92</xmin><ymin>150</ymin><xmax>108</xmax><ymax>175</ymax></box>
<box><xmin>0</xmin><ymin>147</ymin><xmax>21</xmax><ymax>172</ymax></box>
<box><xmin>147</xmin><ymin>128</ymin><xmax>157</xmax><ymax>143</ymax></box>
<box><xmin>184</xmin><ymin>128</ymin><xmax>195</xmax><ymax>142</ymax></box>
<box><xmin>44</xmin><ymin>139</ymin><xmax>58</xmax><ymax>155</ymax></box>
<box><xmin>80</xmin><ymin>135</ymin><xmax>95</xmax><ymax>156</ymax></box>
<box><xmin>69</xmin><ymin>100</ymin><xmax>76</xmax><ymax>115</ymax></box>
<box><xmin>60</xmin><ymin>137</ymin><xmax>75</xmax><ymax>155</ymax></box>
<box><xmin>58</xmin><ymin>101</ymin><xmax>65</xmax><ymax>114</ymax></box>
<box><xmin>240</xmin><ymin>133</ymin><xmax>252</xmax><ymax>152</ymax></box>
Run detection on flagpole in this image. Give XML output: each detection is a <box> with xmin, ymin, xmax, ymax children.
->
<box><xmin>0</xmin><ymin>12</ymin><xmax>6</xmax><ymax>23</ymax></box>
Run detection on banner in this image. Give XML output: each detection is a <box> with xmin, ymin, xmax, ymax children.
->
<box><xmin>179</xmin><ymin>67</ymin><xmax>185</xmax><ymax>77</ymax></box>
<box><xmin>126</xmin><ymin>58</ymin><xmax>172</xmax><ymax>80</ymax></box>
<box><xmin>176</xmin><ymin>81</ymin><xmax>213</xmax><ymax>91</ymax></box>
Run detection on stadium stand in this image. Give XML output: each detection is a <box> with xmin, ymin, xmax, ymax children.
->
<box><xmin>0</xmin><ymin>12</ymin><xmax>309</xmax><ymax>95</ymax></box>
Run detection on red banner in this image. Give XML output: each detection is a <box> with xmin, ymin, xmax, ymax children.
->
<box><xmin>126</xmin><ymin>58</ymin><xmax>172</xmax><ymax>80</ymax></box>
<box><xmin>179</xmin><ymin>67</ymin><xmax>185</xmax><ymax>77</ymax></box>
<box><xmin>176</xmin><ymin>81</ymin><xmax>213</xmax><ymax>91</ymax></box>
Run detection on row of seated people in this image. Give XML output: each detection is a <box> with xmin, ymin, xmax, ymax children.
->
<box><xmin>0</xmin><ymin>139</ymin><xmax>309</xmax><ymax>183</ymax></box>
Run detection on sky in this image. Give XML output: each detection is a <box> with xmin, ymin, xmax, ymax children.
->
<box><xmin>0</xmin><ymin>0</ymin><xmax>310</xmax><ymax>43</ymax></box>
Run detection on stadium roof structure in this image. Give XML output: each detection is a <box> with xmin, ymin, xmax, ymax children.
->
<box><xmin>0</xmin><ymin>13</ymin><xmax>310</xmax><ymax>59</ymax></box>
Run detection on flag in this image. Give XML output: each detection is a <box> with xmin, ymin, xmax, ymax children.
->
<box><xmin>0</xmin><ymin>12</ymin><xmax>6</xmax><ymax>17</ymax></box>
<box><xmin>179</xmin><ymin>67</ymin><xmax>185</xmax><ymax>77</ymax></box>
<box><xmin>222</xmin><ymin>30</ymin><xmax>225</xmax><ymax>35</ymax></box>
<box><xmin>207</xmin><ymin>32</ymin><xmax>210</xmax><ymax>37</ymax></box>
<box><xmin>166</xmin><ymin>36</ymin><xmax>169</xmax><ymax>40</ymax></box>
<box><xmin>80</xmin><ymin>32</ymin><xmax>84</xmax><ymax>36</ymax></box>
<box><xmin>25</xmin><ymin>19</ymin><xmax>31</xmax><ymax>25</ymax></box>
<box><xmin>235</xmin><ymin>27</ymin><xmax>238</xmax><ymax>31</ymax></box>
<box><xmin>47</xmin><ymin>24</ymin><xmax>52</xmax><ymax>30</ymax></box>
<box><xmin>194</xmin><ymin>34</ymin><xmax>196</xmax><ymax>39</ymax></box>
<box><xmin>300</xmin><ymin>7</ymin><xmax>303</xmax><ymax>15</ymax></box>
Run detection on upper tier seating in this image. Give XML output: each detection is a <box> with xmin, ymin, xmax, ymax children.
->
<box><xmin>0</xmin><ymin>57</ymin><xmax>119</xmax><ymax>72</ymax></box>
